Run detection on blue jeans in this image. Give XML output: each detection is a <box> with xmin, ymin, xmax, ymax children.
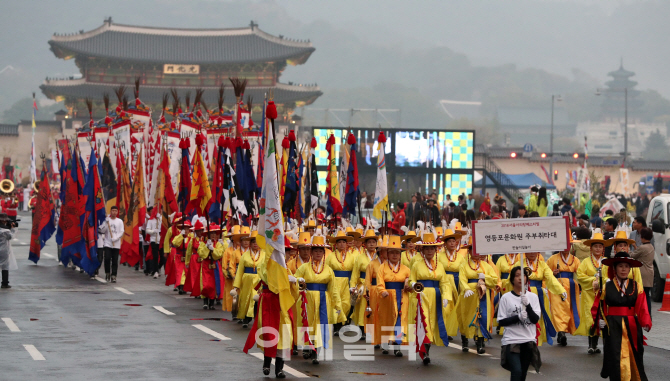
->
<box><xmin>506</xmin><ymin>344</ymin><xmax>532</xmax><ymax>381</ymax></box>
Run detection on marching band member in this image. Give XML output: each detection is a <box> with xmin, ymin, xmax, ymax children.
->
<box><xmin>171</xmin><ymin>219</ymin><xmax>195</xmax><ymax>295</ymax></box>
<box><xmin>546</xmin><ymin>244</ymin><xmax>581</xmax><ymax>346</ymax></box>
<box><xmin>576</xmin><ymin>229</ymin><xmax>613</xmax><ymax>354</ymax></box>
<box><xmin>438</xmin><ymin>228</ymin><xmax>465</xmax><ymax>336</ymax></box>
<box><xmin>366</xmin><ymin>235</ymin><xmax>389</xmax><ymax>349</ymax></box>
<box><xmin>232</xmin><ymin>230</ymin><xmax>264</xmax><ymax>327</ymax></box>
<box><xmin>223</xmin><ymin>225</ymin><xmax>245</xmax><ymax>315</ymax></box>
<box><xmin>457</xmin><ymin>237</ymin><xmax>499</xmax><ymax>354</ymax></box>
<box><xmin>597</xmin><ymin>252</ymin><xmax>652</xmax><ymax>381</ymax></box>
<box><xmin>512</xmin><ymin>251</ymin><xmax>566</xmax><ymax>346</ymax></box>
<box><xmin>408</xmin><ymin>230</ymin><xmax>452</xmax><ymax>364</ymax></box>
<box><xmin>350</xmin><ymin>229</ymin><xmax>379</xmax><ymax>340</ymax></box>
<box><xmin>288</xmin><ymin>231</ymin><xmax>311</xmax><ymax>356</ymax></box>
<box><xmin>345</xmin><ymin>226</ymin><xmax>362</xmax><ymax>257</ymax></box>
<box><xmin>376</xmin><ymin>235</ymin><xmax>410</xmax><ymax>357</ymax></box>
<box><xmin>604</xmin><ymin>230</ymin><xmax>643</xmax><ymax>284</ymax></box>
<box><xmin>294</xmin><ymin>230</ymin><xmax>343</xmax><ymax>364</ymax></box>
<box><xmin>197</xmin><ymin>223</ymin><xmax>225</xmax><ymax>309</ymax></box>
<box><xmin>495</xmin><ymin>253</ymin><xmax>519</xmax><ymax>295</ymax></box>
<box><xmin>400</xmin><ymin>228</ymin><xmax>419</xmax><ymax>268</ymax></box>
<box><xmin>327</xmin><ymin>230</ymin><xmax>356</xmax><ymax>332</ymax></box>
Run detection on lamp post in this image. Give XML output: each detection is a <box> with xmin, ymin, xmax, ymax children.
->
<box><xmin>549</xmin><ymin>95</ymin><xmax>562</xmax><ymax>184</ymax></box>
<box><xmin>596</xmin><ymin>87</ymin><xmax>628</xmax><ymax>167</ymax></box>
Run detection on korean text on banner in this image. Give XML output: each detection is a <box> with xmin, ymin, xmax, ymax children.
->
<box><xmin>471</xmin><ymin>216</ymin><xmax>570</xmax><ymax>255</ymax></box>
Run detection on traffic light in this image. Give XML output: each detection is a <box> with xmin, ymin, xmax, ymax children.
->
<box><xmin>554</xmin><ymin>170</ymin><xmax>558</xmax><ymax>181</ymax></box>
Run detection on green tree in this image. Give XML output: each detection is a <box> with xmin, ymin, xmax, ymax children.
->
<box><xmin>1</xmin><ymin>98</ymin><xmax>65</xmax><ymax>124</ymax></box>
<box><xmin>643</xmin><ymin>129</ymin><xmax>670</xmax><ymax>161</ymax></box>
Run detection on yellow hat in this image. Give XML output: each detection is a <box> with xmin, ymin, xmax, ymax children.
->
<box><xmin>377</xmin><ymin>235</ymin><xmax>388</xmax><ymax>249</ymax></box>
<box><xmin>345</xmin><ymin>226</ymin><xmax>361</xmax><ymax>238</ymax></box>
<box><xmin>463</xmin><ymin>235</ymin><xmax>473</xmax><ymax>248</ymax></box>
<box><xmin>454</xmin><ymin>221</ymin><xmax>466</xmax><ymax>234</ymax></box>
<box><xmin>608</xmin><ymin>230</ymin><xmax>635</xmax><ymax>246</ymax></box>
<box><xmin>310</xmin><ymin>234</ymin><xmax>331</xmax><ymax>249</ymax></box>
<box><xmin>329</xmin><ymin>230</ymin><xmax>353</xmax><ymax>243</ymax></box>
<box><xmin>584</xmin><ymin>231</ymin><xmax>613</xmax><ymax>247</ymax></box>
<box><xmin>362</xmin><ymin>228</ymin><xmax>379</xmax><ymax>241</ymax></box>
<box><xmin>401</xmin><ymin>230</ymin><xmax>417</xmax><ymax>241</ymax></box>
<box><xmin>442</xmin><ymin>229</ymin><xmax>460</xmax><ymax>240</ymax></box>
<box><xmin>227</xmin><ymin>225</ymin><xmax>248</xmax><ymax>239</ymax></box>
<box><xmin>416</xmin><ymin>232</ymin><xmax>442</xmax><ymax>247</ymax></box>
<box><xmin>304</xmin><ymin>219</ymin><xmax>317</xmax><ymax>228</ymax></box>
<box><xmin>435</xmin><ymin>227</ymin><xmax>444</xmax><ymax>237</ymax></box>
<box><xmin>296</xmin><ymin>231</ymin><xmax>312</xmax><ymax>247</ymax></box>
<box><xmin>386</xmin><ymin>235</ymin><xmax>403</xmax><ymax>250</ymax></box>
<box><xmin>240</xmin><ymin>230</ymin><xmax>258</xmax><ymax>241</ymax></box>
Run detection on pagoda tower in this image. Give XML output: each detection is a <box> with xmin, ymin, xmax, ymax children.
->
<box><xmin>40</xmin><ymin>18</ymin><xmax>322</xmax><ymax>121</ymax></box>
<box><xmin>600</xmin><ymin>59</ymin><xmax>642</xmax><ymax>120</ymax></box>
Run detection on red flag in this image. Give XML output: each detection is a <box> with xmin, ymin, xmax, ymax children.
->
<box><xmin>29</xmin><ymin>163</ymin><xmax>56</xmax><ymax>263</ymax></box>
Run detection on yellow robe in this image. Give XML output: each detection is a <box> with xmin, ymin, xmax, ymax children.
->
<box><xmin>457</xmin><ymin>258</ymin><xmax>499</xmax><ymax>339</ymax></box>
<box><xmin>326</xmin><ymin>249</ymin><xmax>356</xmax><ymax>324</ymax></box>
<box><xmin>376</xmin><ymin>262</ymin><xmax>410</xmax><ymax>345</ymax></box>
<box><xmin>294</xmin><ymin>262</ymin><xmax>343</xmax><ymax>349</ymax></box>
<box><xmin>163</xmin><ymin>227</ymin><xmax>174</xmax><ymax>254</ymax></box>
<box><xmin>233</xmin><ymin>249</ymin><xmax>265</xmax><ymax>320</ymax></box>
<box><xmin>222</xmin><ymin>245</ymin><xmax>241</xmax><ymax>311</ymax></box>
<box><xmin>350</xmin><ymin>250</ymin><xmax>375</xmax><ymax>327</ymax></box>
<box><xmin>495</xmin><ymin>254</ymin><xmax>518</xmax><ymax>294</ymax></box>
<box><xmin>288</xmin><ymin>256</ymin><xmax>310</xmax><ymax>274</ymax></box>
<box><xmin>401</xmin><ymin>249</ymin><xmax>419</xmax><ymax>269</ymax></box>
<box><xmin>438</xmin><ymin>249</ymin><xmax>464</xmax><ymax>336</ymax></box>
<box><xmin>576</xmin><ymin>255</ymin><xmax>603</xmax><ymax>336</ymax></box>
<box><xmin>365</xmin><ymin>257</ymin><xmax>387</xmax><ymax>344</ymax></box>
<box><xmin>286</xmin><ymin>255</ymin><xmax>310</xmax><ymax>348</ymax></box>
<box><xmin>512</xmin><ymin>258</ymin><xmax>566</xmax><ymax>345</ymax></box>
<box><xmin>546</xmin><ymin>253</ymin><xmax>581</xmax><ymax>334</ymax></box>
<box><xmin>408</xmin><ymin>257</ymin><xmax>452</xmax><ymax>347</ymax></box>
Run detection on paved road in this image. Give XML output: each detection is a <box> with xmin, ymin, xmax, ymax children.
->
<box><xmin>2</xmin><ymin>213</ymin><xmax>669</xmax><ymax>380</ymax></box>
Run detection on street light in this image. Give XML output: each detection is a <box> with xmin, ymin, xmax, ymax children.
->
<box><xmin>596</xmin><ymin>87</ymin><xmax>628</xmax><ymax>166</ymax></box>
<box><xmin>549</xmin><ymin>94</ymin><xmax>562</xmax><ymax>183</ymax></box>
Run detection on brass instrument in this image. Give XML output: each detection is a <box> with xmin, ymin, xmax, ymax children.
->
<box><xmin>413</xmin><ymin>282</ymin><xmax>425</xmax><ymax>293</ymax></box>
<box><xmin>33</xmin><ymin>180</ymin><xmax>40</xmax><ymax>194</ymax></box>
<box><xmin>365</xmin><ymin>289</ymin><xmax>373</xmax><ymax>318</ymax></box>
<box><xmin>0</xmin><ymin>179</ymin><xmax>14</xmax><ymax>194</ymax></box>
<box><xmin>298</xmin><ymin>279</ymin><xmax>307</xmax><ymax>291</ymax></box>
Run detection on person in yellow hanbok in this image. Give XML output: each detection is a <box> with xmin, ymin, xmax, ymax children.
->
<box><xmin>400</xmin><ymin>230</ymin><xmax>419</xmax><ymax>268</ymax></box>
<box><xmin>604</xmin><ymin>230</ymin><xmax>643</xmax><ymax>284</ymax></box>
<box><xmin>511</xmin><ymin>251</ymin><xmax>566</xmax><ymax>346</ymax></box>
<box><xmin>350</xmin><ymin>229</ymin><xmax>378</xmax><ymax>339</ymax></box>
<box><xmin>231</xmin><ymin>230</ymin><xmax>264</xmax><ymax>327</ymax></box>
<box><xmin>438</xmin><ymin>229</ymin><xmax>465</xmax><ymax>336</ymax></box>
<box><xmin>366</xmin><ymin>235</ymin><xmax>389</xmax><ymax>347</ymax></box>
<box><xmin>495</xmin><ymin>253</ymin><xmax>519</xmax><ymax>295</ymax></box>
<box><xmin>457</xmin><ymin>237</ymin><xmax>499</xmax><ymax>354</ymax></box>
<box><xmin>408</xmin><ymin>231</ymin><xmax>452</xmax><ymax>365</ymax></box>
<box><xmin>222</xmin><ymin>225</ymin><xmax>244</xmax><ymax>314</ymax></box>
<box><xmin>287</xmin><ymin>231</ymin><xmax>311</xmax><ymax>356</ymax></box>
<box><xmin>576</xmin><ymin>229</ymin><xmax>612</xmax><ymax>354</ymax></box>
<box><xmin>376</xmin><ymin>235</ymin><xmax>411</xmax><ymax>357</ymax></box>
<box><xmin>546</xmin><ymin>245</ymin><xmax>581</xmax><ymax>346</ymax></box>
<box><xmin>326</xmin><ymin>230</ymin><xmax>356</xmax><ymax>331</ymax></box>
<box><xmin>294</xmin><ymin>232</ymin><xmax>342</xmax><ymax>364</ymax></box>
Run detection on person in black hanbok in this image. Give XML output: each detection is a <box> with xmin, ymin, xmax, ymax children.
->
<box><xmin>596</xmin><ymin>252</ymin><xmax>652</xmax><ymax>381</ymax></box>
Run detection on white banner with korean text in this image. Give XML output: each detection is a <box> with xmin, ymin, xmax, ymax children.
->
<box><xmin>471</xmin><ymin>216</ymin><xmax>571</xmax><ymax>255</ymax></box>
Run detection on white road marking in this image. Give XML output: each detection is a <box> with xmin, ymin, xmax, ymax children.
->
<box><xmin>249</xmin><ymin>352</ymin><xmax>309</xmax><ymax>378</ymax></box>
<box><xmin>42</xmin><ymin>253</ymin><xmax>54</xmax><ymax>259</ymax></box>
<box><xmin>12</xmin><ymin>238</ymin><xmax>18</xmax><ymax>241</ymax></box>
<box><xmin>192</xmin><ymin>324</ymin><xmax>231</xmax><ymax>341</ymax></box>
<box><xmin>23</xmin><ymin>345</ymin><xmax>46</xmax><ymax>360</ymax></box>
<box><xmin>660</xmin><ymin>311</ymin><xmax>670</xmax><ymax>315</ymax></box>
<box><xmin>2</xmin><ymin>318</ymin><xmax>20</xmax><ymax>332</ymax></box>
<box><xmin>153</xmin><ymin>306</ymin><xmax>175</xmax><ymax>316</ymax></box>
<box><xmin>115</xmin><ymin>287</ymin><xmax>134</xmax><ymax>295</ymax></box>
<box><xmin>94</xmin><ymin>276</ymin><xmax>107</xmax><ymax>283</ymax></box>
<box><xmin>20</xmin><ymin>242</ymin><xmax>27</xmax><ymax>245</ymax></box>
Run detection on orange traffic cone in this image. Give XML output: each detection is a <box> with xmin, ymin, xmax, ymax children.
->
<box><xmin>659</xmin><ymin>274</ymin><xmax>670</xmax><ymax>312</ymax></box>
